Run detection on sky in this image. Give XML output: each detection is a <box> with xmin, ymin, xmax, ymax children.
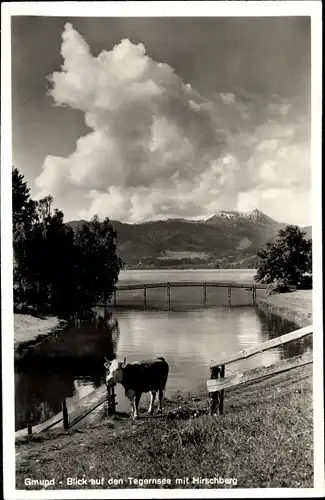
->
<box><xmin>11</xmin><ymin>16</ymin><xmax>311</xmax><ymax>225</ymax></box>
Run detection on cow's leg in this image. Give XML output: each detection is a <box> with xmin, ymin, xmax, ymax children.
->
<box><xmin>126</xmin><ymin>389</ymin><xmax>137</xmax><ymax>419</ymax></box>
<box><xmin>134</xmin><ymin>392</ymin><xmax>142</xmax><ymax>419</ymax></box>
<box><xmin>127</xmin><ymin>397</ymin><xmax>134</xmax><ymax>419</ymax></box>
<box><xmin>157</xmin><ymin>388</ymin><xmax>164</xmax><ymax>413</ymax></box>
<box><xmin>148</xmin><ymin>391</ymin><xmax>157</xmax><ymax>415</ymax></box>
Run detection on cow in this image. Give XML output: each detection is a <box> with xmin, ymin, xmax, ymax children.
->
<box><xmin>104</xmin><ymin>357</ymin><xmax>169</xmax><ymax>419</ymax></box>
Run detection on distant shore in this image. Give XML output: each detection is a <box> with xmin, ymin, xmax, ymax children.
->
<box><xmin>256</xmin><ymin>289</ymin><xmax>312</xmax><ymax>328</ymax></box>
<box><xmin>122</xmin><ymin>263</ymin><xmax>255</xmax><ymax>270</ymax></box>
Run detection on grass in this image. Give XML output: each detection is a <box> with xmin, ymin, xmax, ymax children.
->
<box><xmin>257</xmin><ymin>290</ymin><xmax>312</xmax><ymax>328</ymax></box>
<box><xmin>16</xmin><ymin>364</ymin><xmax>313</xmax><ymax>490</ymax></box>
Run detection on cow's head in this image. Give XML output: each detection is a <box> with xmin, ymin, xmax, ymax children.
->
<box><xmin>104</xmin><ymin>357</ymin><xmax>127</xmax><ymax>386</ymax></box>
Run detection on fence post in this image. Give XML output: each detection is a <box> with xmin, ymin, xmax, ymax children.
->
<box><xmin>203</xmin><ymin>282</ymin><xmax>207</xmax><ymax>306</ymax></box>
<box><xmin>219</xmin><ymin>364</ymin><xmax>225</xmax><ymax>415</ymax></box>
<box><xmin>209</xmin><ymin>364</ymin><xmax>225</xmax><ymax>415</ymax></box>
<box><xmin>167</xmin><ymin>283</ymin><xmax>171</xmax><ymax>310</ymax></box>
<box><xmin>144</xmin><ymin>285</ymin><xmax>147</xmax><ymax>310</ymax></box>
<box><xmin>61</xmin><ymin>399</ymin><xmax>69</xmax><ymax>430</ymax></box>
<box><xmin>107</xmin><ymin>384</ymin><xmax>116</xmax><ymax>416</ymax></box>
<box><xmin>228</xmin><ymin>284</ymin><xmax>231</xmax><ymax>307</ymax></box>
<box><xmin>209</xmin><ymin>366</ymin><xmax>220</xmax><ymax>415</ymax></box>
<box><xmin>27</xmin><ymin>411</ymin><xmax>33</xmax><ymax>435</ymax></box>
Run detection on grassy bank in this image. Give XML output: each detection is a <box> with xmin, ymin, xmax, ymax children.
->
<box><xmin>16</xmin><ymin>364</ymin><xmax>313</xmax><ymax>489</ymax></box>
<box><xmin>257</xmin><ymin>290</ymin><xmax>312</xmax><ymax>328</ymax></box>
<box><xmin>14</xmin><ymin>314</ymin><xmax>67</xmax><ymax>353</ymax></box>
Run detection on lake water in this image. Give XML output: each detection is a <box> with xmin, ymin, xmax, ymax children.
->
<box><xmin>15</xmin><ymin>269</ymin><xmax>310</xmax><ymax>431</ymax></box>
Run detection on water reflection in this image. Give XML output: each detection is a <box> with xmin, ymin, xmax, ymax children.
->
<box><xmin>15</xmin><ymin>315</ymin><xmax>119</xmax><ymax>430</ymax></box>
<box><xmin>15</xmin><ymin>307</ymin><xmax>311</xmax><ymax>431</ymax></box>
<box><xmin>256</xmin><ymin>308</ymin><xmax>313</xmax><ymax>359</ymax></box>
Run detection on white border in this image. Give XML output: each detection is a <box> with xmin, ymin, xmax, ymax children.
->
<box><xmin>1</xmin><ymin>2</ymin><xmax>323</xmax><ymax>499</ymax></box>
<box><xmin>0</xmin><ymin>1</ymin><xmax>323</xmax><ymax>17</ymax></box>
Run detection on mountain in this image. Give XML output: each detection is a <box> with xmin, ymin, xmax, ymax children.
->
<box><xmin>67</xmin><ymin>210</ymin><xmax>312</xmax><ymax>269</ymax></box>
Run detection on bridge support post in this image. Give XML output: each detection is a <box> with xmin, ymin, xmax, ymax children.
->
<box><xmin>167</xmin><ymin>283</ymin><xmax>171</xmax><ymax>310</ymax></box>
<box><xmin>252</xmin><ymin>285</ymin><xmax>257</xmax><ymax>306</ymax></box>
<box><xmin>61</xmin><ymin>399</ymin><xmax>69</xmax><ymax>430</ymax></box>
<box><xmin>228</xmin><ymin>284</ymin><xmax>231</xmax><ymax>307</ymax></box>
<box><xmin>203</xmin><ymin>282</ymin><xmax>207</xmax><ymax>306</ymax></box>
<box><xmin>144</xmin><ymin>285</ymin><xmax>147</xmax><ymax>309</ymax></box>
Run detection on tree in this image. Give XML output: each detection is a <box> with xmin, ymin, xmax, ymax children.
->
<box><xmin>12</xmin><ymin>167</ymin><xmax>36</xmax><ymax>232</ymax></box>
<box><xmin>73</xmin><ymin>216</ymin><xmax>123</xmax><ymax>315</ymax></box>
<box><xmin>12</xmin><ymin>167</ymin><xmax>123</xmax><ymax>319</ymax></box>
<box><xmin>12</xmin><ymin>167</ymin><xmax>37</xmax><ymax>306</ymax></box>
<box><xmin>254</xmin><ymin>225</ymin><xmax>312</xmax><ymax>287</ymax></box>
<box><xmin>22</xmin><ymin>196</ymin><xmax>77</xmax><ymax>314</ymax></box>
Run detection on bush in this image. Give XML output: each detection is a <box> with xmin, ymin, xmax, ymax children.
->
<box><xmin>266</xmin><ymin>280</ymin><xmax>293</xmax><ymax>296</ymax></box>
<box><xmin>297</xmin><ymin>274</ymin><xmax>313</xmax><ymax>290</ymax></box>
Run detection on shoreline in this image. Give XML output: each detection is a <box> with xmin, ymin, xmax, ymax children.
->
<box><xmin>256</xmin><ymin>289</ymin><xmax>312</xmax><ymax>328</ymax></box>
<box><xmin>14</xmin><ymin>314</ymin><xmax>68</xmax><ymax>359</ymax></box>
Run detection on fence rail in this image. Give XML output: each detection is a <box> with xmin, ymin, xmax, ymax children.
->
<box><xmin>207</xmin><ymin>351</ymin><xmax>312</xmax><ymax>393</ymax></box>
<box><xmin>210</xmin><ymin>325</ymin><xmax>313</xmax><ymax>369</ymax></box>
<box><xmin>207</xmin><ymin>324</ymin><xmax>313</xmax><ymax>415</ymax></box>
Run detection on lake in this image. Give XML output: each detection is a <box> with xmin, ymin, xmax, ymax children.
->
<box><xmin>15</xmin><ymin>269</ymin><xmax>310</xmax><ymax>431</ymax></box>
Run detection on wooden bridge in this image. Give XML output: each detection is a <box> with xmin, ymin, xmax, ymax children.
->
<box><xmin>104</xmin><ymin>281</ymin><xmax>271</xmax><ymax>309</ymax></box>
<box><xmin>16</xmin><ymin>324</ymin><xmax>312</xmax><ymax>438</ymax></box>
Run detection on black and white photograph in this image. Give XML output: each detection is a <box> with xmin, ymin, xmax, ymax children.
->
<box><xmin>1</xmin><ymin>1</ymin><xmax>323</xmax><ymax>498</ymax></box>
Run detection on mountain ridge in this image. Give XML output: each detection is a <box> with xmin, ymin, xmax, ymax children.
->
<box><xmin>67</xmin><ymin>210</ymin><xmax>312</xmax><ymax>269</ymax></box>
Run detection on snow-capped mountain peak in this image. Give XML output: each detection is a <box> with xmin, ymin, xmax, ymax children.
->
<box><xmin>206</xmin><ymin>209</ymin><xmax>277</xmax><ymax>225</ymax></box>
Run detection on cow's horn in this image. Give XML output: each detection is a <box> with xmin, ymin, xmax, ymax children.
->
<box><xmin>123</xmin><ymin>357</ymin><xmax>127</xmax><ymax>366</ymax></box>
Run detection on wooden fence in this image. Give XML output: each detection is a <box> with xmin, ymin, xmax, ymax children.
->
<box><xmin>102</xmin><ymin>281</ymin><xmax>270</xmax><ymax>310</ymax></box>
<box><xmin>207</xmin><ymin>324</ymin><xmax>313</xmax><ymax>415</ymax></box>
<box><xmin>16</xmin><ymin>383</ymin><xmax>117</xmax><ymax>438</ymax></box>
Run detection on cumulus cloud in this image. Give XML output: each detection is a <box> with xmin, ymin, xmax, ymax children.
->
<box><xmin>35</xmin><ymin>23</ymin><xmax>310</xmax><ymax>224</ymax></box>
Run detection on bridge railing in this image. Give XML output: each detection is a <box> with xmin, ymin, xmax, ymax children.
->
<box><xmin>103</xmin><ymin>281</ymin><xmax>272</xmax><ymax>310</ymax></box>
